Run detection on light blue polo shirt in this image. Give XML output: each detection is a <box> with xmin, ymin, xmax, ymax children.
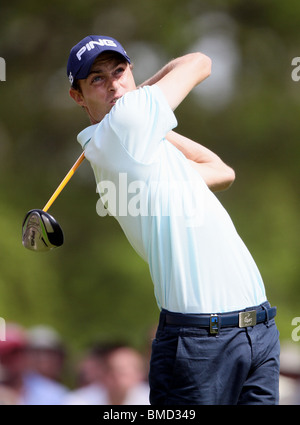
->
<box><xmin>77</xmin><ymin>85</ymin><xmax>267</xmax><ymax>313</ymax></box>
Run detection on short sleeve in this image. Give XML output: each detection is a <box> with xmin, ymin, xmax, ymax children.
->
<box><xmin>107</xmin><ymin>85</ymin><xmax>177</xmax><ymax>163</ymax></box>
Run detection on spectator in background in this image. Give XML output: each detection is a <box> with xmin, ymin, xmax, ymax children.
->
<box><xmin>63</xmin><ymin>342</ymin><xmax>149</xmax><ymax>405</ymax></box>
<box><xmin>72</xmin><ymin>342</ymin><xmax>111</xmax><ymax>389</ymax></box>
<box><xmin>279</xmin><ymin>342</ymin><xmax>300</xmax><ymax>405</ymax></box>
<box><xmin>0</xmin><ymin>323</ymin><xmax>69</xmax><ymax>405</ymax></box>
<box><xmin>101</xmin><ymin>344</ymin><xmax>149</xmax><ymax>405</ymax></box>
<box><xmin>0</xmin><ymin>323</ymin><xmax>28</xmax><ymax>404</ymax></box>
<box><xmin>63</xmin><ymin>342</ymin><xmax>110</xmax><ymax>404</ymax></box>
<box><xmin>26</xmin><ymin>325</ymin><xmax>67</xmax><ymax>383</ymax></box>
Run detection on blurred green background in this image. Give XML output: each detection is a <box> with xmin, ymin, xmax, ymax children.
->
<box><xmin>0</xmin><ymin>0</ymin><xmax>299</xmax><ymax>362</ymax></box>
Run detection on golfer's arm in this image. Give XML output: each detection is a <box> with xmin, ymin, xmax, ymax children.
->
<box><xmin>154</xmin><ymin>53</ymin><xmax>211</xmax><ymax>110</ymax></box>
<box><xmin>139</xmin><ymin>56</ymin><xmax>194</xmax><ymax>87</ymax></box>
<box><xmin>166</xmin><ymin>131</ymin><xmax>235</xmax><ymax>192</ymax></box>
<box><xmin>140</xmin><ymin>54</ymin><xmax>234</xmax><ymax>191</ymax></box>
<box><xmin>139</xmin><ymin>53</ymin><xmax>211</xmax><ymax>110</ymax></box>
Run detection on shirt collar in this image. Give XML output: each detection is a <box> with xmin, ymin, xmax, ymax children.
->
<box><xmin>77</xmin><ymin>124</ymin><xmax>98</xmax><ymax>149</ymax></box>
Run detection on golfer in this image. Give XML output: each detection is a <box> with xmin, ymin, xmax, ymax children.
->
<box><xmin>67</xmin><ymin>35</ymin><xmax>280</xmax><ymax>405</ymax></box>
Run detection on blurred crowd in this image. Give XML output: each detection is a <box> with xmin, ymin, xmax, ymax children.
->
<box><xmin>278</xmin><ymin>342</ymin><xmax>300</xmax><ymax>405</ymax></box>
<box><xmin>1</xmin><ymin>321</ymin><xmax>300</xmax><ymax>405</ymax></box>
<box><xmin>0</xmin><ymin>322</ymin><xmax>151</xmax><ymax>405</ymax></box>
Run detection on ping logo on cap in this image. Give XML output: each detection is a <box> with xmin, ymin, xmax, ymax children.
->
<box><xmin>76</xmin><ymin>38</ymin><xmax>118</xmax><ymax>61</ymax></box>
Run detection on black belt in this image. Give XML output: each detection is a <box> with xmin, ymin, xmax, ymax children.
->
<box><xmin>164</xmin><ymin>306</ymin><xmax>277</xmax><ymax>334</ymax></box>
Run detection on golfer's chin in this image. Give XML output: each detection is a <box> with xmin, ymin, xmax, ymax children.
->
<box><xmin>87</xmin><ymin>108</ymin><xmax>112</xmax><ymax>125</ymax></box>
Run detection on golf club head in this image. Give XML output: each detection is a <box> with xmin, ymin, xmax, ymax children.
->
<box><xmin>22</xmin><ymin>209</ymin><xmax>64</xmax><ymax>252</ymax></box>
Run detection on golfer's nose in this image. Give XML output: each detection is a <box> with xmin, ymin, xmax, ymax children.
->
<box><xmin>108</xmin><ymin>77</ymin><xmax>120</xmax><ymax>91</ymax></box>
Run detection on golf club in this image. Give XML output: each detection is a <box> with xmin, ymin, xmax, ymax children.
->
<box><xmin>22</xmin><ymin>152</ymin><xmax>85</xmax><ymax>252</ymax></box>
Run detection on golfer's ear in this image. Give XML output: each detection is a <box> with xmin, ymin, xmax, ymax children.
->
<box><xmin>69</xmin><ymin>87</ymin><xmax>85</xmax><ymax>106</ymax></box>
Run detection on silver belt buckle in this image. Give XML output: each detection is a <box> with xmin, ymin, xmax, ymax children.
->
<box><xmin>210</xmin><ymin>314</ymin><xmax>219</xmax><ymax>334</ymax></box>
<box><xmin>239</xmin><ymin>310</ymin><xmax>257</xmax><ymax>328</ymax></box>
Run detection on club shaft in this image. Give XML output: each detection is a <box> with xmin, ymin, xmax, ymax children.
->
<box><xmin>43</xmin><ymin>152</ymin><xmax>85</xmax><ymax>212</ymax></box>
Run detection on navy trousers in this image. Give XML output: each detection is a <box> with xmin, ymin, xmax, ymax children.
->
<box><xmin>149</xmin><ymin>302</ymin><xmax>280</xmax><ymax>405</ymax></box>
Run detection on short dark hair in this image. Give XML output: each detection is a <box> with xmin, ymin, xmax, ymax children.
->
<box><xmin>71</xmin><ymin>79</ymin><xmax>81</xmax><ymax>92</ymax></box>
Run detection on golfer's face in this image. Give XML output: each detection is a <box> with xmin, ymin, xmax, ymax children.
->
<box><xmin>79</xmin><ymin>55</ymin><xmax>136</xmax><ymax>123</ymax></box>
